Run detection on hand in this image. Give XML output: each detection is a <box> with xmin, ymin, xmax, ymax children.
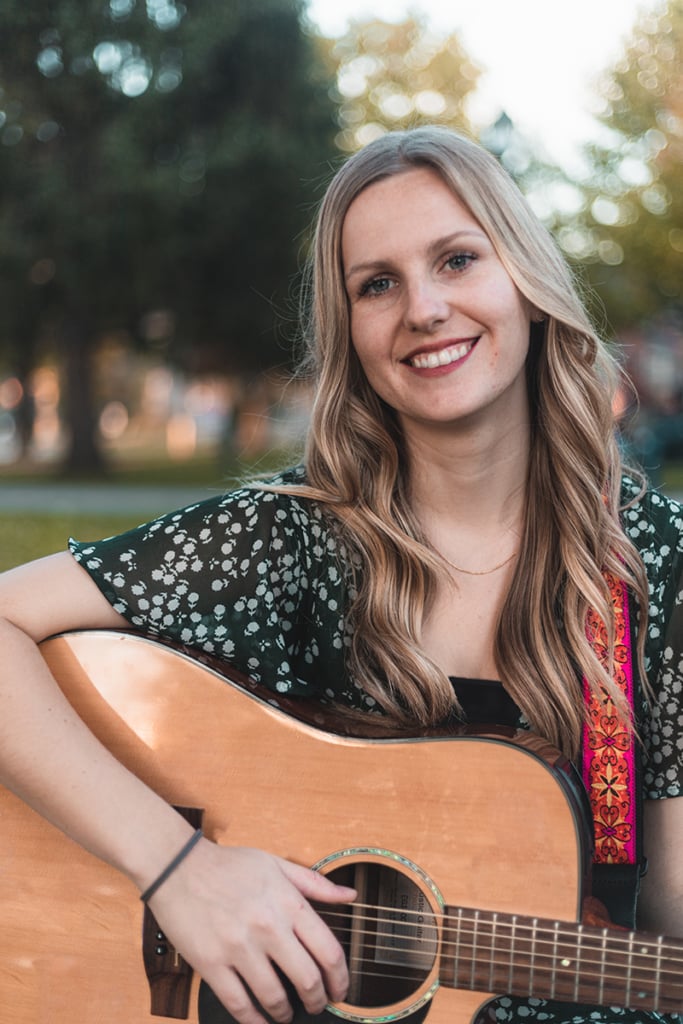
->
<box><xmin>147</xmin><ymin>840</ymin><xmax>356</xmax><ymax>1024</ymax></box>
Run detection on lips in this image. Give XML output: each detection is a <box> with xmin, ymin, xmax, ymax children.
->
<box><xmin>405</xmin><ymin>338</ymin><xmax>477</xmax><ymax>369</ymax></box>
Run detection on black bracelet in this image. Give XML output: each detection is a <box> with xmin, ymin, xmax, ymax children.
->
<box><xmin>140</xmin><ymin>828</ymin><xmax>204</xmax><ymax>903</ymax></box>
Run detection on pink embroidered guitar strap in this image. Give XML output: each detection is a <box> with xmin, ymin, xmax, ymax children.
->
<box><xmin>582</xmin><ymin>571</ymin><xmax>637</xmax><ymax>864</ymax></box>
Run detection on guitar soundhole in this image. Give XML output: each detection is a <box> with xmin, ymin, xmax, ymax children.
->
<box><xmin>316</xmin><ymin>859</ymin><xmax>439</xmax><ymax>1012</ymax></box>
<box><xmin>197</xmin><ymin>855</ymin><xmax>441</xmax><ymax>1024</ymax></box>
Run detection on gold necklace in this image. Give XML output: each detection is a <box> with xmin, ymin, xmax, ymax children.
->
<box><xmin>441</xmin><ymin>549</ymin><xmax>518</xmax><ymax>576</ymax></box>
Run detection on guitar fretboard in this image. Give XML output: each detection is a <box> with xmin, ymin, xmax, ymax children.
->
<box><xmin>439</xmin><ymin>906</ymin><xmax>683</xmax><ymax>1013</ymax></box>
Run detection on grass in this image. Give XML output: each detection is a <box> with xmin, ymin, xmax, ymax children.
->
<box><xmin>1</xmin><ymin>454</ymin><xmax>681</xmax><ymax>575</ymax></box>
<box><xmin>0</xmin><ymin>446</ymin><xmax>299</xmax><ymax>486</ymax></box>
<box><xmin>0</xmin><ymin>513</ymin><xmax>143</xmax><ymax>572</ymax></box>
<box><xmin>660</xmin><ymin>462</ymin><xmax>683</xmax><ymax>494</ymax></box>
<box><xmin>0</xmin><ymin>448</ymin><xmax>300</xmax><ymax>572</ymax></box>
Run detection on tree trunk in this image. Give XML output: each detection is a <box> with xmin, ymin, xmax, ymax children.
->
<box><xmin>59</xmin><ymin>317</ymin><xmax>106</xmax><ymax>476</ymax></box>
<box><xmin>13</xmin><ymin>341</ymin><xmax>37</xmax><ymax>460</ymax></box>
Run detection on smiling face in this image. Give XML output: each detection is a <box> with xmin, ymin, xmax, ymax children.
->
<box><xmin>341</xmin><ymin>166</ymin><xmax>534</xmax><ymax>440</ymax></box>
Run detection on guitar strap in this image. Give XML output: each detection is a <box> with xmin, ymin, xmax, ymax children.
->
<box><xmin>582</xmin><ymin>571</ymin><xmax>644</xmax><ymax>928</ymax></box>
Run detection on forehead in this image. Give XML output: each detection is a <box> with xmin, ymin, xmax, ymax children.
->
<box><xmin>341</xmin><ymin>167</ymin><xmax>484</xmax><ymax>260</ymax></box>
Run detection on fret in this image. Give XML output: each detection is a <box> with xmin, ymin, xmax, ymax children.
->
<box><xmin>438</xmin><ymin>904</ymin><xmax>683</xmax><ymax>1014</ymax></box>
<box><xmin>625</xmin><ymin>931</ymin><xmax>634</xmax><ymax>1007</ymax></box>
<box><xmin>454</xmin><ymin>907</ymin><xmax>463</xmax><ymax>989</ymax></box>
<box><xmin>654</xmin><ymin>935</ymin><xmax>663</xmax><ymax>1009</ymax></box>
<box><xmin>488</xmin><ymin>912</ymin><xmax>498</xmax><ymax>993</ymax></box>
<box><xmin>508</xmin><ymin>914</ymin><xmax>517</xmax><ymax>994</ymax></box>
<box><xmin>550</xmin><ymin>920</ymin><xmax>559</xmax><ymax>1001</ymax></box>
<box><xmin>529</xmin><ymin>918</ymin><xmax>538</xmax><ymax>996</ymax></box>
<box><xmin>529</xmin><ymin>915</ymin><xmax>567</xmax><ymax>1000</ymax></box>
<box><xmin>470</xmin><ymin>910</ymin><xmax>480</xmax><ymax>991</ymax></box>
<box><xmin>573</xmin><ymin>925</ymin><xmax>583</xmax><ymax>1003</ymax></box>
<box><xmin>575</xmin><ymin>923</ymin><xmax>629</xmax><ymax>1006</ymax></box>
<box><xmin>503</xmin><ymin>910</ymin><xmax>534</xmax><ymax>997</ymax></box>
<box><xmin>599</xmin><ymin>926</ymin><xmax>608</xmax><ymax>1006</ymax></box>
<box><xmin>552</xmin><ymin>925</ymin><xmax>581</xmax><ymax>1005</ymax></box>
<box><xmin>480</xmin><ymin>908</ymin><xmax>512</xmax><ymax>996</ymax></box>
<box><xmin>627</xmin><ymin>937</ymin><xmax>658</xmax><ymax>1009</ymax></box>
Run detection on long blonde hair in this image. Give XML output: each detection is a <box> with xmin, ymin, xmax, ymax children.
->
<box><xmin>294</xmin><ymin>126</ymin><xmax>647</xmax><ymax>758</ymax></box>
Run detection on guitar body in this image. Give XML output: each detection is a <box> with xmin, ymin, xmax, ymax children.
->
<box><xmin>0</xmin><ymin>631</ymin><xmax>593</xmax><ymax>1024</ymax></box>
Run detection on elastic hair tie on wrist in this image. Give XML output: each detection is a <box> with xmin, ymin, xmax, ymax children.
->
<box><xmin>140</xmin><ymin>828</ymin><xmax>204</xmax><ymax>903</ymax></box>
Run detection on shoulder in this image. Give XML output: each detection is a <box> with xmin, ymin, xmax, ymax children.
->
<box><xmin>620</xmin><ymin>475</ymin><xmax>683</xmax><ymax>566</ymax></box>
<box><xmin>231</xmin><ymin>465</ymin><xmax>339</xmax><ymax>540</ymax></box>
<box><xmin>220</xmin><ymin>465</ymin><xmax>319</xmax><ymax>515</ymax></box>
<box><xmin>70</xmin><ymin>464</ymin><xmax>339</xmax><ymax>570</ymax></box>
<box><xmin>150</xmin><ymin>465</ymin><xmax>331</xmax><ymax>536</ymax></box>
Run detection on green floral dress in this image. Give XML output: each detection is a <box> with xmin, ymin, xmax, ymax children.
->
<box><xmin>70</xmin><ymin>467</ymin><xmax>683</xmax><ymax>1024</ymax></box>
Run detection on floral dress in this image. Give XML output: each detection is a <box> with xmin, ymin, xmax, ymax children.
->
<box><xmin>70</xmin><ymin>467</ymin><xmax>683</xmax><ymax>1024</ymax></box>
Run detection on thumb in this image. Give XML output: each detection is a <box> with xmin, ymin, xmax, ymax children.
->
<box><xmin>280</xmin><ymin>860</ymin><xmax>357</xmax><ymax>904</ymax></box>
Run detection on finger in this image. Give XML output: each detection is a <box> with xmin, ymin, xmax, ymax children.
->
<box><xmin>206</xmin><ymin>967</ymin><xmax>273</xmax><ymax>1024</ymax></box>
<box><xmin>292</xmin><ymin>901</ymin><xmax>350</xmax><ymax>1003</ymax></box>
<box><xmin>281</xmin><ymin>860</ymin><xmax>357</xmax><ymax>903</ymax></box>
<box><xmin>237</xmin><ymin>960</ymin><xmax>296</xmax><ymax>1024</ymax></box>
<box><xmin>278</xmin><ymin>862</ymin><xmax>351</xmax><ymax>1003</ymax></box>
<box><xmin>271</xmin><ymin>939</ymin><xmax>331</xmax><ymax>1016</ymax></box>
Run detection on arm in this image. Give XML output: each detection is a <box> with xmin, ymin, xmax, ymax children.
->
<box><xmin>637</xmin><ymin>796</ymin><xmax>683</xmax><ymax>937</ymax></box>
<box><xmin>0</xmin><ymin>551</ymin><xmax>352</xmax><ymax>1024</ymax></box>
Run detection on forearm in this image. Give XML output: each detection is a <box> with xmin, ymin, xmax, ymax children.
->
<box><xmin>0</xmin><ymin>554</ymin><xmax>353</xmax><ymax>1024</ymax></box>
<box><xmin>0</xmin><ymin>616</ymin><xmax>193</xmax><ymax>892</ymax></box>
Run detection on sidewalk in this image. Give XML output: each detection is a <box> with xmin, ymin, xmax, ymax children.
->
<box><xmin>0</xmin><ymin>481</ymin><xmax>223</xmax><ymax>516</ymax></box>
<box><xmin>0</xmin><ymin>479</ymin><xmax>681</xmax><ymax>518</ymax></box>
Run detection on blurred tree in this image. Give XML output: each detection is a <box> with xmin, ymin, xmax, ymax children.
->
<box><xmin>319</xmin><ymin>16</ymin><xmax>480</xmax><ymax>151</ymax></box>
<box><xmin>0</xmin><ymin>0</ymin><xmax>336</xmax><ymax>472</ymax></box>
<box><xmin>319</xmin><ymin>19</ymin><xmax>577</xmax><ymax>238</ymax></box>
<box><xmin>478</xmin><ymin>112</ymin><xmax>585</xmax><ymax>234</ymax></box>
<box><xmin>566</xmin><ymin>0</ymin><xmax>683</xmax><ymax>328</ymax></box>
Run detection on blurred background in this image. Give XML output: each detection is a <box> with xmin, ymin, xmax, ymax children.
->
<box><xmin>0</xmin><ymin>0</ymin><xmax>681</xmax><ymax>568</ymax></box>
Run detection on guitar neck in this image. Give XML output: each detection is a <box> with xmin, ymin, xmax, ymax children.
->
<box><xmin>440</xmin><ymin>906</ymin><xmax>683</xmax><ymax>1014</ymax></box>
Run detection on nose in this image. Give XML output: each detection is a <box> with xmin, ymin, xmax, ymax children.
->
<box><xmin>403</xmin><ymin>278</ymin><xmax>449</xmax><ymax>333</ymax></box>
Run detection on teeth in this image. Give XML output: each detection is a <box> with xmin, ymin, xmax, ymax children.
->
<box><xmin>409</xmin><ymin>340</ymin><xmax>474</xmax><ymax>369</ymax></box>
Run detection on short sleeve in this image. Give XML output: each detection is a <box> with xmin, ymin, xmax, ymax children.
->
<box><xmin>622</xmin><ymin>484</ymin><xmax>683</xmax><ymax>798</ymax></box>
<box><xmin>68</xmin><ymin>472</ymin><xmax>352</xmax><ymax>702</ymax></box>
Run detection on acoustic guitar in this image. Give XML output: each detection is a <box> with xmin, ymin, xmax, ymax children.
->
<box><xmin>0</xmin><ymin>630</ymin><xmax>681</xmax><ymax>1023</ymax></box>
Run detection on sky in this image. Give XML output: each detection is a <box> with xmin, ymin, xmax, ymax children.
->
<box><xmin>307</xmin><ymin>0</ymin><xmax>659</xmax><ymax>172</ymax></box>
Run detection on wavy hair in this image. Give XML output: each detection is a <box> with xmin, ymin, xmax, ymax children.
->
<box><xmin>289</xmin><ymin>126</ymin><xmax>647</xmax><ymax>758</ymax></box>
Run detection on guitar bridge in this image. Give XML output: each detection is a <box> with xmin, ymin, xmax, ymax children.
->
<box><xmin>142</xmin><ymin>806</ymin><xmax>204</xmax><ymax>1019</ymax></box>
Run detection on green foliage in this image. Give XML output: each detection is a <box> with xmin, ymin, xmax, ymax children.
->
<box><xmin>570</xmin><ymin>0</ymin><xmax>683</xmax><ymax>327</ymax></box>
<box><xmin>320</xmin><ymin>16</ymin><xmax>480</xmax><ymax>150</ymax></box>
<box><xmin>141</xmin><ymin>1</ymin><xmax>338</xmax><ymax>374</ymax></box>
<box><xmin>0</xmin><ymin>0</ymin><xmax>337</xmax><ymax>468</ymax></box>
<box><xmin>319</xmin><ymin>18</ymin><xmax>575</xmax><ymax>247</ymax></box>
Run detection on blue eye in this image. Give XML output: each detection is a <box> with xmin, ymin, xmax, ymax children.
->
<box><xmin>446</xmin><ymin>252</ymin><xmax>476</xmax><ymax>271</ymax></box>
<box><xmin>359</xmin><ymin>276</ymin><xmax>393</xmax><ymax>298</ymax></box>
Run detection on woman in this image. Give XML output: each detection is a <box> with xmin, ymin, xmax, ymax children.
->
<box><xmin>0</xmin><ymin>126</ymin><xmax>681</xmax><ymax>1024</ymax></box>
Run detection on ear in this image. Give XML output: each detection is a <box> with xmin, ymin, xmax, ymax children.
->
<box><xmin>530</xmin><ymin>308</ymin><xmax>546</xmax><ymax>323</ymax></box>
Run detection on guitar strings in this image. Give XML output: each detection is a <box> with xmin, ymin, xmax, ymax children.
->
<box><xmin>330</xmin><ymin>953</ymin><xmax>683</xmax><ymax>1002</ymax></box>
<box><xmin>308</xmin><ymin>902</ymin><xmax>683</xmax><ymax>1008</ymax></box>
<box><xmin>332</xmin><ymin>930</ymin><xmax>683</xmax><ymax>983</ymax></box>
<box><xmin>340</xmin><ymin>951</ymin><xmax>681</xmax><ymax>989</ymax></box>
<box><xmin>320</xmin><ymin>938</ymin><xmax>683</xmax><ymax>1012</ymax></box>
<box><xmin>318</xmin><ymin>900</ymin><xmax>683</xmax><ymax>956</ymax></box>
<box><xmin>337</xmin><ymin>953</ymin><xmax>683</xmax><ymax>1007</ymax></box>
<box><xmin>338</xmin><ymin>939</ymin><xmax>683</xmax><ymax>984</ymax></box>
<box><xmin>319</xmin><ymin>932</ymin><xmax>683</xmax><ymax>1002</ymax></box>
<box><xmin>315</xmin><ymin>902</ymin><xmax>683</xmax><ymax>975</ymax></box>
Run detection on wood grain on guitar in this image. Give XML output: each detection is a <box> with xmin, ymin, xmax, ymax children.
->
<box><xmin>0</xmin><ymin>630</ymin><xmax>681</xmax><ymax>1023</ymax></box>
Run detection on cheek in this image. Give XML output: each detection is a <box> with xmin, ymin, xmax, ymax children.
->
<box><xmin>489</xmin><ymin>292</ymin><xmax>532</xmax><ymax>350</ymax></box>
<box><xmin>349</xmin><ymin>311</ymin><xmax>383</xmax><ymax>365</ymax></box>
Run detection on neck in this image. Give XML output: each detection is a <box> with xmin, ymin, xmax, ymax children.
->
<box><xmin>405</xmin><ymin>417</ymin><xmax>530</xmax><ymax>535</ymax></box>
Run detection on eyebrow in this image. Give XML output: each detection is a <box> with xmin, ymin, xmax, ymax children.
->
<box><xmin>343</xmin><ymin>229</ymin><xmax>489</xmax><ymax>282</ymax></box>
